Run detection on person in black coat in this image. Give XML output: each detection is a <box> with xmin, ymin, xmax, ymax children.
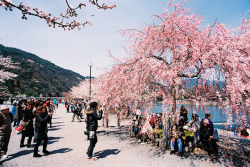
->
<box><xmin>180</xmin><ymin>106</ymin><xmax>188</xmax><ymax>125</ymax></box>
<box><xmin>17</xmin><ymin>101</ymin><xmax>24</xmax><ymax>123</ymax></box>
<box><xmin>20</xmin><ymin>102</ymin><xmax>35</xmax><ymax>148</ymax></box>
<box><xmin>33</xmin><ymin>106</ymin><xmax>51</xmax><ymax>158</ymax></box>
<box><xmin>199</xmin><ymin>119</ymin><xmax>218</xmax><ymax>158</ymax></box>
<box><xmin>85</xmin><ymin>102</ymin><xmax>103</xmax><ymax>160</ymax></box>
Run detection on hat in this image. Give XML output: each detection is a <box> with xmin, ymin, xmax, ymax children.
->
<box><xmin>0</xmin><ymin>105</ymin><xmax>9</xmax><ymax>111</ymax></box>
<box><xmin>183</xmin><ymin>125</ymin><xmax>189</xmax><ymax>130</ymax></box>
<box><xmin>203</xmin><ymin>119</ymin><xmax>209</xmax><ymax>124</ymax></box>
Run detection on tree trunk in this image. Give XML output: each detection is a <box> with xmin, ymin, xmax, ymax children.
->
<box><xmin>117</xmin><ymin>114</ymin><xmax>120</xmax><ymax>127</ymax></box>
<box><xmin>162</xmin><ymin>82</ymin><xmax>177</xmax><ymax>151</ymax></box>
<box><xmin>171</xmin><ymin>83</ymin><xmax>177</xmax><ymax>125</ymax></box>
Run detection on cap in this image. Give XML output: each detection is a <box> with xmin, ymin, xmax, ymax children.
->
<box><xmin>183</xmin><ymin>125</ymin><xmax>189</xmax><ymax>130</ymax></box>
<box><xmin>0</xmin><ymin>105</ymin><xmax>9</xmax><ymax>111</ymax></box>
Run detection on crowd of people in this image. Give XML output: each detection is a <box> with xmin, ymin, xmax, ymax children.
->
<box><xmin>64</xmin><ymin>100</ymin><xmax>86</xmax><ymax>122</ymax></box>
<box><xmin>0</xmin><ymin>98</ymin><xmax>249</xmax><ymax>162</ymax></box>
<box><xmin>0</xmin><ymin>98</ymin><xmax>55</xmax><ymax>158</ymax></box>
<box><xmin>130</xmin><ymin>106</ymin><xmax>220</xmax><ymax>159</ymax></box>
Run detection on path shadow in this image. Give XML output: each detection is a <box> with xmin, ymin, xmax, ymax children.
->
<box><xmin>106</xmin><ymin>125</ymin><xmax>130</xmax><ymax>141</ymax></box>
<box><xmin>48</xmin><ymin>127</ymin><xmax>62</xmax><ymax>131</ymax></box>
<box><xmin>52</xmin><ymin>122</ymin><xmax>64</xmax><ymax>124</ymax></box>
<box><xmin>174</xmin><ymin>137</ymin><xmax>249</xmax><ymax>167</ymax></box>
<box><xmin>50</xmin><ymin>125</ymin><xmax>65</xmax><ymax>128</ymax></box>
<box><xmin>31</xmin><ymin>137</ymin><xmax>64</xmax><ymax>146</ymax></box>
<box><xmin>94</xmin><ymin>149</ymin><xmax>121</xmax><ymax>159</ymax></box>
<box><xmin>0</xmin><ymin>150</ymin><xmax>33</xmax><ymax>164</ymax></box>
<box><xmin>52</xmin><ymin>117</ymin><xmax>61</xmax><ymax>119</ymax></box>
<box><xmin>48</xmin><ymin>136</ymin><xmax>64</xmax><ymax>145</ymax></box>
<box><xmin>44</xmin><ymin>148</ymin><xmax>72</xmax><ymax>156</ymax></box>
<box><xmin>48</xmin><ymin>136</ymin><xmax>64</xmax><ymax>140</ymax></box>
<box><xmin>217</xmin><ymin>137</ymin><xmax>250</xmax><ymax>167</ymax></box>
<box><xmin>96</xmin><ymin>130</ymin><xmax>107</xmax><ymax>134</ymax></box>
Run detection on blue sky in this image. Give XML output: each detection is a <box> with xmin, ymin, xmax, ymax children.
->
<box><xmin>0</xmin><ymin>0</ymin><xmax>249</xmax><ymax>77</ymax></box>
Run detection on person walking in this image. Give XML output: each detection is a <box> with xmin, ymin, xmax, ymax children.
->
<box><xmin>33</xmin><ymin>106</ymin><xmax>51</xmax><ymax>158</ymax></box>
<box><xmin>72</xmin><ymin>102</ymin><xmax>81</xmax><ymax>122</ymax></box>
<box><xmin>0</xmin><ymin>105</ymin><xmax>13</xmax><ymax>159</ymax></box>
<box><xmin>86</xmin><ymin>102</ymin><xmax>103</xmax><ymax>160</ymax></box>
<box><xmin>20</xmin><ymin>102</ymin><xmax>35</xmax><ymax>148</ymax></box>
<box><xmin>65</xmin><ymin>101</ymin><xmax>70</xmax><ymax>113</ymax></box>
<box><xmin>11</xmin><ymin>102</ymin><xmax>18</xmax><ymax>127</ymax></box>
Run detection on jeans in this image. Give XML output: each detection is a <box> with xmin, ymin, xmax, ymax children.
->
<box><xmin>135</xmin><ymin>127</ymin><xmax>140</xmax><ymax>137</ymax></box>
<box><xmin>88</xmin><ymin>131</ymin><xmax>98</xmax><ymax>158</ymax></box>
<box><xmin>13</xmin><ymin>120</ymin><xmax>20</xmax><ymax>127</ymax></box>
<box><xmin>171</xmin><ymin>138</ymin><xmax>182</xmax><ymax>152</ymax></box>
<box><xmin>0</xmin><ymin>132</ymin><xmax>11</xmax><ymax>156</ymax></box>
<box><xmin>34</xmin><ymin>135</ymin><xmax>48</xmax><ymax>154</ymax></box>
<box><xmin>195</xmin><ymin>132</ymin><xmax>200</xmax><ymax>144</ymax></box>
<box><xmin>20</xmin><ymin>134</ymin><xmax>32</xmax><ymax>146</ymax></box>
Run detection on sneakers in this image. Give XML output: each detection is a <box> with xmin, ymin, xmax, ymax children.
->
<box><xmin>33</xmin><ymin>153</ymin><xmax>42</xmax><ymax>158</ymax></box>
<box><xmin>87</xmin><ymin>157</ymin><xmax>97</xmax><ymax>161</ymax></box>
<box><xmin>27</xmin><ymin>144</ymin><xmax>31</xmax><ymax>148</ymax></box>
<box><xmin>170</xmin><ymin>150</ymin><xmax>174</xmax><ymax>155</ymax></box>
<box><xmin>2</xmin><ymin>155</ymin><xmax>8</xmax><ymax>159</ymax></box>
<box><xmin>20</xmin><ymin>144</ymin><xmax>25</xmax><ymax>148</ymax></box>
<box><xmin>177</xmin><ymin>151</ymin><xmax>183</xmax><ymax>156</ymax></box>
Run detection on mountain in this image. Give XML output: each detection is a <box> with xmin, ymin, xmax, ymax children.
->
<box><xmin>0</xmin><ymin>44</ymin><xmax>85</xmax><ymax>97</ymax></box>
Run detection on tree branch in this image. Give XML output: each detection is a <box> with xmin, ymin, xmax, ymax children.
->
<box><xmin>0</xmin><ymin>0</ymin><xmax>116</xmax><ymax>30</ymax></box>
<box><xmin>148</xmin><ymin>52</ymin><xmax>171</xmax><ymax>70</ymax></box>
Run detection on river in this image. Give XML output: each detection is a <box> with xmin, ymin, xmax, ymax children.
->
<box><xmin>149</xmin><ymin>103</ymin><xmax>244</xmax><ymax>131</ymax></box>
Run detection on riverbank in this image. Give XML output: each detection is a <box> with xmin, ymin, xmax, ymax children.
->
<box><xmin>176</xmin><ymin>100</ymin><xmax>220</xmax><ymax>106</ymax></box>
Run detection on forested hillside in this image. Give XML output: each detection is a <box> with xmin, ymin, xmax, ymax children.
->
<box><xmin>0</xmin><ymin>44</ymin><xmax>85</xmax><ymax>97</ymax></box>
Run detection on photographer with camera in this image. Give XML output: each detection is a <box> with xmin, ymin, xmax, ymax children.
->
<box><xmin>85</xmin><ymin>102</ymin><xmax>102</xmax><ymax>161</ymax></box>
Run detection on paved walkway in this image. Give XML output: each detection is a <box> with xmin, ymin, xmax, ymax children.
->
<box><xmin>0</xmin><ymin>104</ymin><xmax>246</xmax><ymax>167</ymax></box>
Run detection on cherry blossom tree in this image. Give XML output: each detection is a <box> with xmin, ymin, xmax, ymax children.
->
<box><xmin>0</xmin><ymin>54</ymin><xmax>18</xmax><ymax>82</ymax></box>
<box><xmin>93</xmin><ymin>1</ymin><xmax>249</xmax><ymax>126</ymax></box>
<box><xmin>70</xmin><ymin>79</ymin><xmax>98</xmax><ymax>99</ymax></box>
<box><xmin>0</xmin><ymin>0</ymin><xmax>116</xmax><ymax>30</ymax></box>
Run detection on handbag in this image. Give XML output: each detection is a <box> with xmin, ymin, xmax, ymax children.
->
<box><xmin>84</xmin><ymin>131</ymin><xmax>90</xmax><ymax>140</ymax></box>
<box><xmin>20</xmin><ymin>120</ymin><xmax>30</xmax><ymax>131</ymax></box>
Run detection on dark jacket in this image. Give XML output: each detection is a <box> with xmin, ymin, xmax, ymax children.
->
<box><xmin>35</xmin><ymin>113</ymin><xmax>50</xmax><ymax>134</ymax></box>
<box><xmin>86</xmin><ymin>108</ymin><xmax>103</xmax><ymax>131</ymax></box>
<box><xmin>17</xmin><ymin>104</ymin><xmax>24</xmax><ymax>120</ymax></box>
<box><xmin>22</xmin><ymin>107</ymin><xmax>35</xmax><ymax>137</ymax></box>
<box><xmin>170</xmin><ymin>123</ymin><xmax>183</xmax><ymax>139</ymax></box>
<box><xmin>0</xmin><ymin>113</ymin><xmax>13</xmax><ymax>133</ymax></box>
<box><xmin>199</xmin><ymin>124</ymin><xmax>214</xmax><ymax>143</ymax></box>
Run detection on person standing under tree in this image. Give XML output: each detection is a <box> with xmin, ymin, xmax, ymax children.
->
<box><xmin>86</xmin><ymin>102</ymin><xmax>103</xmax><ymax>161</ymax></box>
